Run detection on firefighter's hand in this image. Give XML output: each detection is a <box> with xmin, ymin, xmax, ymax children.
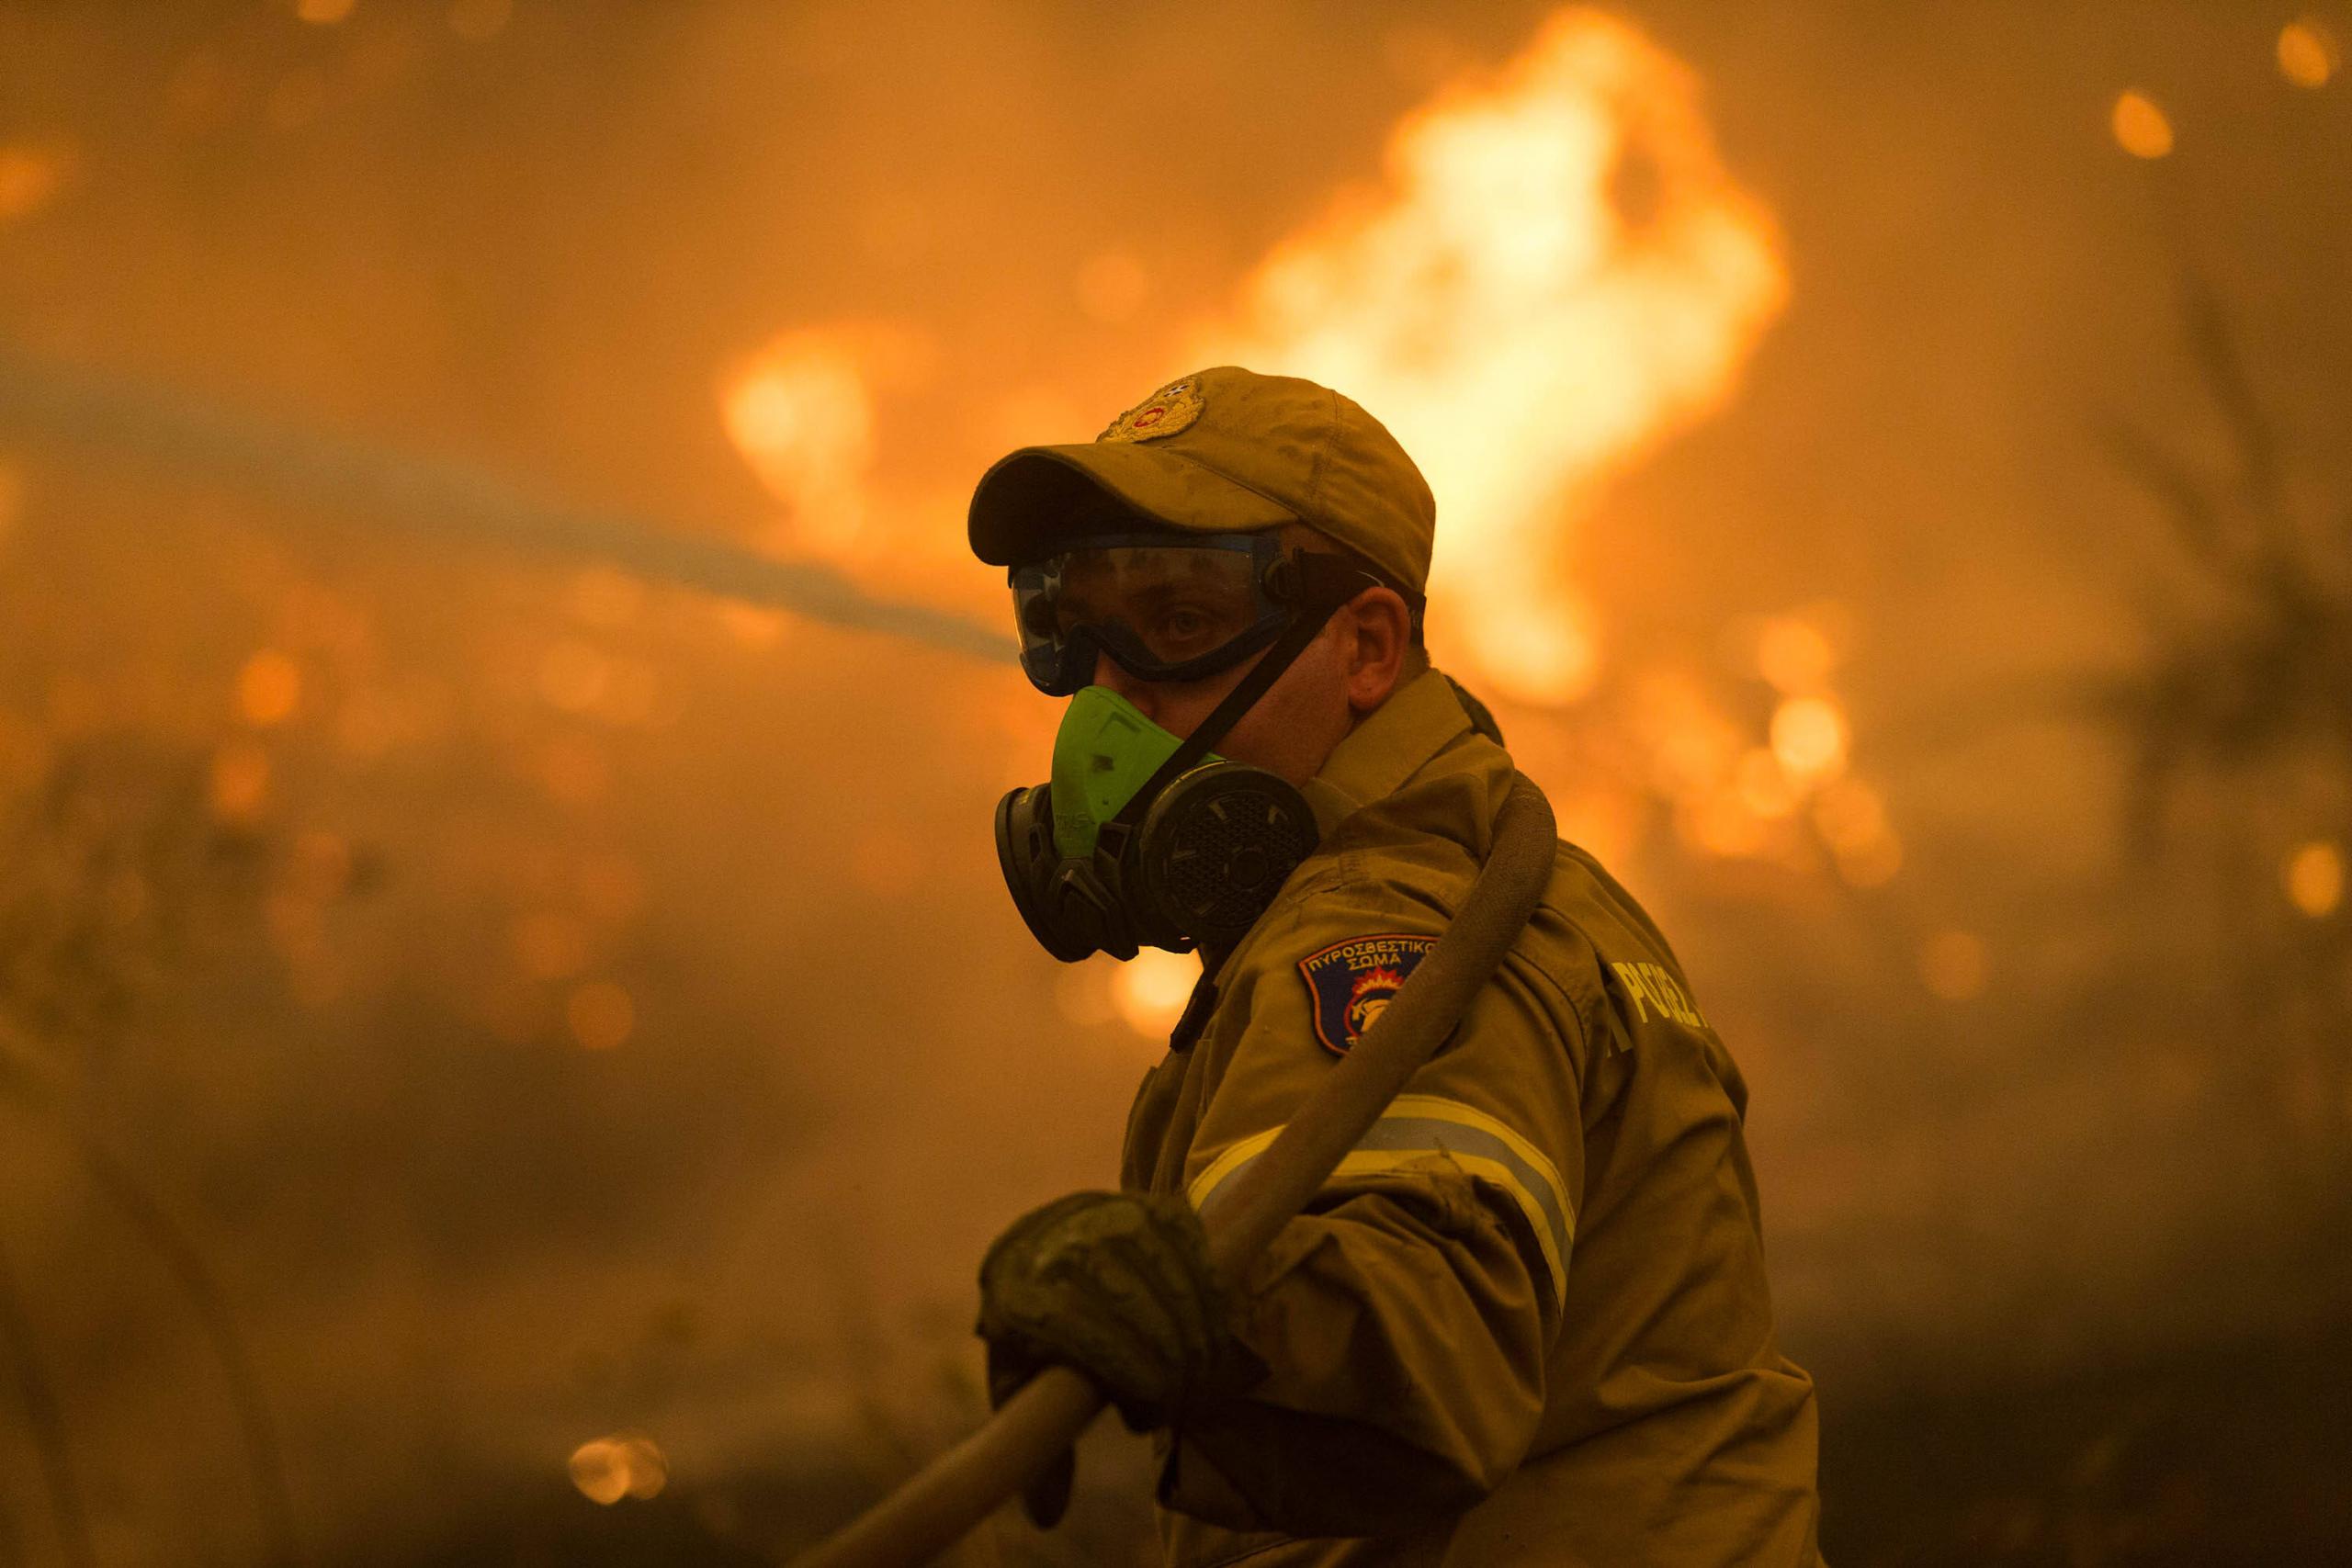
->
<box><xmin>975</xmin><ymin>1190</ymin><xmax>1263</xmax><ymax>1528</ymax></box>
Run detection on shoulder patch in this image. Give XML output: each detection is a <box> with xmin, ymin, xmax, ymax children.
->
<box><xmin>1298</xmin><ymin>933</ymin><xmax>1438</xmax><ymax>1056</ymax></box>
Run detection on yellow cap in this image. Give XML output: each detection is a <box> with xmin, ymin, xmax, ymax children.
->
<box><xmin>967</xmin><ymin>366</ymin><xmax>1436</xmax><ymax>594</ymax></box>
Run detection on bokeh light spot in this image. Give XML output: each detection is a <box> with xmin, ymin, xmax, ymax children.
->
<box><xmin>539</xmin><ymin>737</ymin><xmax>610</xmax><ymax>807</ymax></box>
<box><xmin>289</xmin><ymin>830</ymin><xmax>354</xmax><ymax>899</ymax></box>
<box><xmin>1835</xmin><ymin>831</ymin><xmax>1904</xmax><ymax>889</ymax></box>
<box><xmin>718</xmin><ymin>324</ymin><xmax>933</xmax><ymax>555</ymax></box>
<box><xmin>2283</xmin><ymin>840</ymin><xmax>2344</xmax><ymax>919</ymax></box>
<box><xmin>566</xmin><ymin>566</ymin><xmax>646</xmax><ymax>629</ymax></box>
<box><xmin>576</xmin><ymin>854</ymin><xmax>645</xmax><ymax>923</ymax></box>
<box><xmin>296</xmin><ymin>0</ymin><xmax>356</xmax><ymax>23</ymax></box>
<box><xmin>1918</xmin><ymin>931</ymin><xmax>1988</xmax><ymax>1001</ymax></box>
<box><xmin>1811</xmin><ymin>777</ymin><xmax>1888</xmax><ymax>854</ymax></box>
<box><xmin>567</xmin><ymin>982</ymin><xmax>636</xmax><ymax>1051</ymax></box>
<box><xmin>2278</xmin><ymin>17</ymin><xmax>2340</xmax><ymax>88</ymax></box>
<box><xmin>2111</xmin><ymin>91</ymin><xmax>2175</xmax><ymax>158</ymax></box>
<box><xmin>209</xmin><ymin>741</ymin><xmax>271</xmax><ymax>820</ymax></box>
<box><xmin>0</xmin><ymin>143</ymin><xmax>74</xmax><ymax>222</ymax></box>
<box><xmin>1733</xmin><ymin>748</ymin><xmax>1799</xmax><ymax>820</ymax></box>
<box><xmin>568</xmin><ymin>1431</ymin><xmax>666</xmax><ymax>1504</ymax></box>
<box><xmin>1679</xmin><ymin>789</ymin><xmax>1769</xmax><ymax>859</ymax></box>
<box><xmin>238</xmin><ymin>649</ymin><xmax>303</xmax><ymax>727</ymax></box>
<box><xmin>514</xmin><ymin>911</ymin><xmax>590</xmax><ymax>981</ymax></box>
<box><xmin>537</xmin><ymin>639</ymin><xmax>610</xmax><ymax>713</ymax></box>
<box><xmin>1114</xmin><ymin>949</ymin><xmax>1199</xmax><ymax>1037</ymax></box>
<box><xmin>715</xmin><ymin>603</ymin><xmax>788</xmax><ymax>649</ymax></box>
<box><xmin>1755</xmin><ymin>616</ymin><xmax>1835</xmax><ymax>693</ymax></box>
<box><xmin>1770</xmin><ymin>696</ymin><xmax>1849</xmax><ymax>782</ymax></box>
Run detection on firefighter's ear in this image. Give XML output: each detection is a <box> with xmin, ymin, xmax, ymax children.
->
<box><xmin>1340</xmin><ymin>586</ymin><xmax>1414</xmax><ymax>714</ymax></box>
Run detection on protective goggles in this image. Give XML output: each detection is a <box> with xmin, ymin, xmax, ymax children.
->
<box><xmin>1010</xmin><ymin>531</ymin><xmax>1299</xmax><ymax>696</ymax></box>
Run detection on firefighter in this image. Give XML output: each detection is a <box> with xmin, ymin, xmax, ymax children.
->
<box><xmin>967</xmin><ymin>366</ymin><xmax>1826</xmax><ymax>1565</ymax></box>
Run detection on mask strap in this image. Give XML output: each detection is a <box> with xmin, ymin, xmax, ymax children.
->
<box><xmin>1105</xmin><ymin>555</ymin><xmax>1376</xmax><ymax>830</ymax></box>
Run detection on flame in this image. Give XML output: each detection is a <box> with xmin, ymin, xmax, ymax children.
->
<box><xmin>718</xmin><ymin>322</ymin><xmax>933</xmax><ymax>560</ymax></box>
<box><xmin>1204</xmin><ymin>10</ymin><xmax>1787</xmax><ymax>703</ymax></box>
<box><xmin>717</xmin><ymin>11</ymin><xmax>1781</xmax><ymax>705</ymax></box>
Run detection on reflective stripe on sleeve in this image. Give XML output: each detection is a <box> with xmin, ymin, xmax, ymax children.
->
<box><xmin>1185</xmin><ymin>1094</ymin><xmax>1572</xmax><ymax>1300</ymax></box>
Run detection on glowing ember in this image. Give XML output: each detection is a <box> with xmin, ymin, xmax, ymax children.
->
<box><xmin>2111</xmin><ymin>91</ymin><xmax>2175</xmax><ymax>159</ymax></box>
<box><xmin>1206</xmin><ymin>10</ymin><xmax>1788</xmax><ymax>704</ymax></box>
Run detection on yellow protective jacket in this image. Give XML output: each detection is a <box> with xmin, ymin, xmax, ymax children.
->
<box><xmin>1121</xmin><ymin>670</ymin><xmax>1825</xmax><ymax>1567</ymax></box>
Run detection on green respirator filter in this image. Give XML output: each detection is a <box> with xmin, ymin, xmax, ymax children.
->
<box><xmin>1049</xmin><ymin>686</ymin><xmax>1221</xmax><ymax>860</ymax></box>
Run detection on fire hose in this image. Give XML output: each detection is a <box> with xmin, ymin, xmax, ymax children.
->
<box><xmin>790</xmin><ymin>773</ymin><xmax>1558</xmax><ymax>1568</ymax></box>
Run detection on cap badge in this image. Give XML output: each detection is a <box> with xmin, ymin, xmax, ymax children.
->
<box><xmin>1097</xmin><ymin>378</ymin><xmax>1204</xmax><ymax>444</ymax></box>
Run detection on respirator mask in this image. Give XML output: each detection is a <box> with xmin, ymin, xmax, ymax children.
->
<box><xmin>993</xmin><ymin>530</ymin><xmax>1395</xmax><ymax>962</ymax></box>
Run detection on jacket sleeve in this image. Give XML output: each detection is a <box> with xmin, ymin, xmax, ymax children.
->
<box><xmin>1156</xmin><ymin>892</ymin><xmax>1590</xmax><ymax>1537</ymax></box>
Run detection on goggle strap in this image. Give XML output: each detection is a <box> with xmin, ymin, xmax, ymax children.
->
<box><xmin>1106</xmin><ymin>556</ymin><xmax>1379</xmax><ymax>830</ymax></box>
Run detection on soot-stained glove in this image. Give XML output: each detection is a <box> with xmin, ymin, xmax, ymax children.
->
<box><xmin>975</xmin><ymin>1189</ymin><xmax>1266</xmax><ymax>1529</ymax></box>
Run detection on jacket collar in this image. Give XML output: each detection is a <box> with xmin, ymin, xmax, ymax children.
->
<box><xmin>1300</xmin><ymin>669</ymin><xmax>1475</xmax><ymax>840</ymax></box>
